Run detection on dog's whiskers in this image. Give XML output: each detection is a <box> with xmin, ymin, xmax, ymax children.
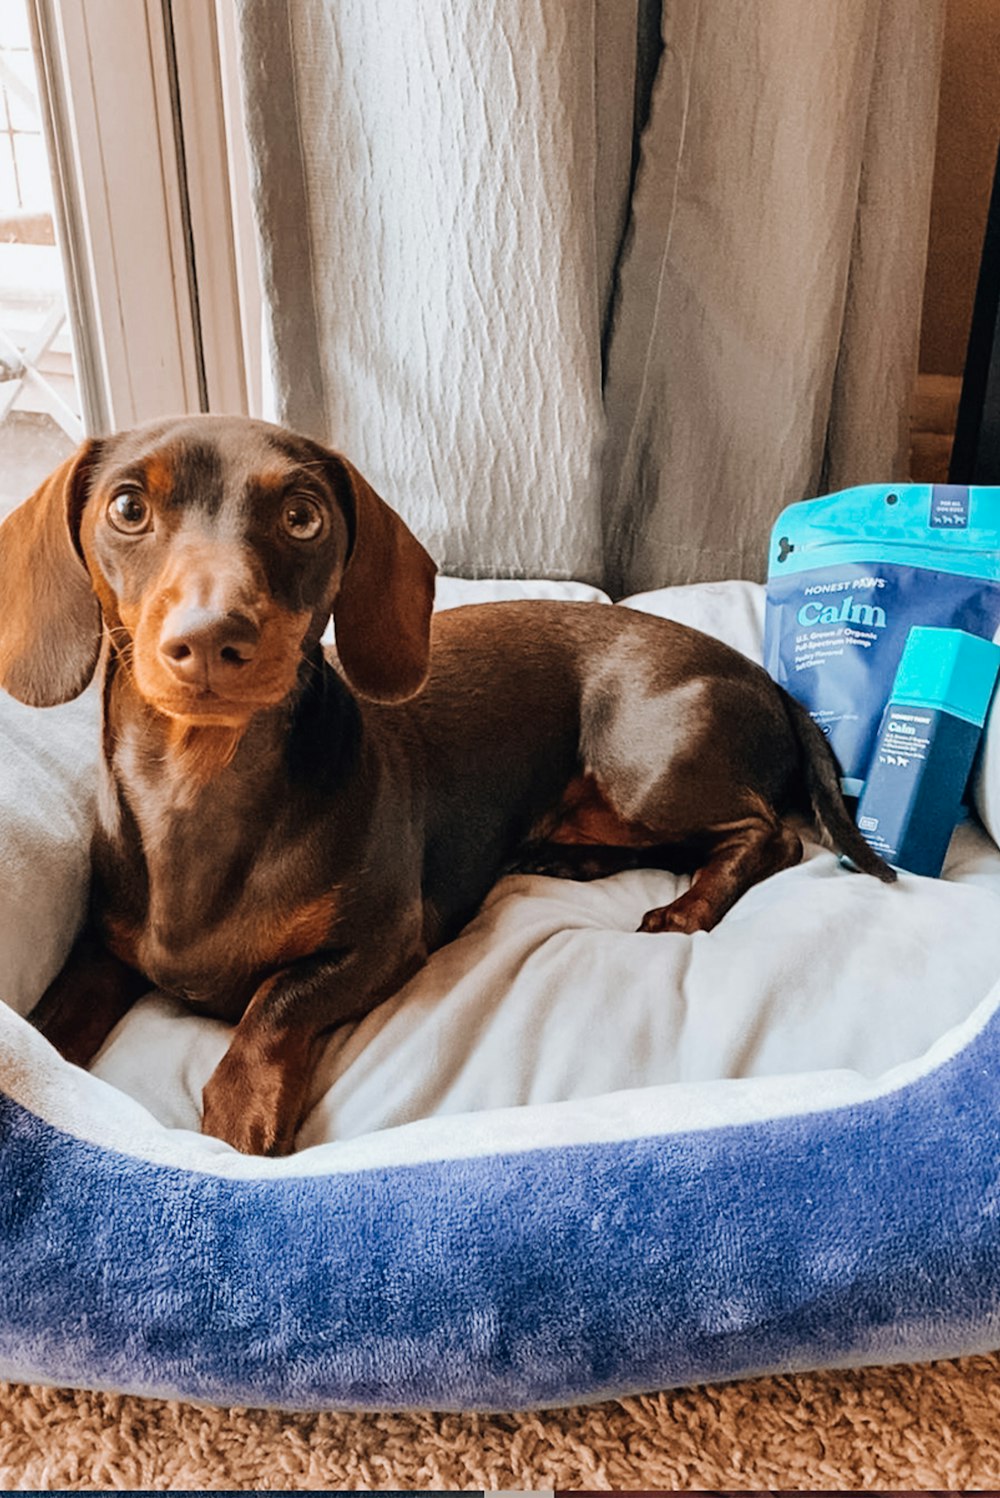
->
<box><xmin>105</xmin><ymin>626</ymin><xmax>137</xmax><ymax>680</ymax></box>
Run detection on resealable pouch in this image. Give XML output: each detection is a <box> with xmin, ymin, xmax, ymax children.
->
<box><xmin>763</xmin><ymin>482</ymin><xmax>1000</xmax><ymax>792</ymax></box>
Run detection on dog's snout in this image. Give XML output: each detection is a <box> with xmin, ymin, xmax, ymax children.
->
<box><xmin>159</xmin><ymin>606</ymin><xmax>261</xmax><ymax>689</ymax></box>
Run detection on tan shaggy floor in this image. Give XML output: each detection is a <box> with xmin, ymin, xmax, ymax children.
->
<box><xmin>1</xmin><ymin>1352</ymin><xmax>1000</xmax><ymax>1490</ymax></box>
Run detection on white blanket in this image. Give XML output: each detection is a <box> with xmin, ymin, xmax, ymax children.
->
<box><xmin>4</xmin><ymin>580</ymin><xmax>1000</xmax><ymax>1155</ymax></box>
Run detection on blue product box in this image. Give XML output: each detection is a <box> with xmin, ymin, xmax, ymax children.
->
<box><xmin>853</xmin><ymin>626</ymin><xmax>1000</xmax><ymax>878</ymax></box>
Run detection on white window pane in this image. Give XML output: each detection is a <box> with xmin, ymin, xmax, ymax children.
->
<box><xmin>4</xmin><ymin>50</ymin><xmax>40</xmax><ymax>134</ymax></box>
<box><xmin>13</xmin><ymin>133</ymin><xmax>50</xmax><ymax>211</ymax></box>
<box><xmin>0</xmin><ymin>139</ymin><xmax>16</xmax><ymax>211</ymax></box>
<box><xmin>0</xmin><ymin>4</ymin><xmax>32</xmax><ymax>52</ymax></box>
<box><xmin>0</xmin><ymin>0</ymin><xmax>82</xmax><ymax>513</ymax></box>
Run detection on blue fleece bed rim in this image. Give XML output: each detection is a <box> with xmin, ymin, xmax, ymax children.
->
<box><xmin>2</xmin><ymin>999</ymin><xmax>999</xmax><ymax>1412</ymax></box>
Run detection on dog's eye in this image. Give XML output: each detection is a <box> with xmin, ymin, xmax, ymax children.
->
<box><xmin>107</xmin><ymin>490</ymin><xmax>152</xmax><ymax>534</ymax></box>
<box><xmin>281</xmin><ymin>496</ymin><xmax>325</xmax><ymax>541</ymax></box>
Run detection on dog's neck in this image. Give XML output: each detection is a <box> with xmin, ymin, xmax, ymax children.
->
<box><xmin>155</xmin><ymin>718</ymin><xmax>247</xmax><ymax>785</ymax></box>
<box><xmin>105</xmin><ymin>666</ymin><xmax>282</xmax><ymax>815</ymax></box>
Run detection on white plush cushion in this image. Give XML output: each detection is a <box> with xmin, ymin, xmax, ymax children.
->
<box><xmin>435</xmin><ymin>575</ymin><xmax>612</xmax><ymax>610</ymax></box>
<box><xmin>618</xmin><ymin>579</ymin><xmax>766</xmax><ymax>657</ymax></box>
<box><xmin>0</xmin><ymin>686</ymin><xmax>98</xmax><ymax>1017</ymax></box>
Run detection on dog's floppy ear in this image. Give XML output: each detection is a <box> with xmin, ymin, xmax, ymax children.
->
<box><xmin>328</xmin><ymin>454</ymin><xmax>436</xmax><ymax>703</ymax></box>
<box><xmin>0</xmin><ymin>440</ymin><xmax>103</xmax><ymax>706</ymax></box>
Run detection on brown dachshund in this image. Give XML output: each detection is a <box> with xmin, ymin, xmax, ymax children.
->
<box><xmin>0</xmin><ymin>415</ymin><xmax>892</xmax><ymax>1155</ymax></box>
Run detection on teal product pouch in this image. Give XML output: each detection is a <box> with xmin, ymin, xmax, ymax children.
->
<box><xmin>763</xmin><ymin>483</ymin><xmax>1000</xmax><ymax>792</ymax></box>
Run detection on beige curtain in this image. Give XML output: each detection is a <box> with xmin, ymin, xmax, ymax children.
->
<box><xmin>602</xmin><ymin>0</ymin><xmax>947</xmax><ymax>592</ymax></box>
<box><xmin>238</xmin><ymin>0</ymin><xmax>945</xmax><ymax>595</ymax></box>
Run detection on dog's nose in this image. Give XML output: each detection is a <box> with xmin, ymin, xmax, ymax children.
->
<box><xmin>159</xmin><ymin>607</ymin><xmax>260</xmax><ymax>689</ymax></box>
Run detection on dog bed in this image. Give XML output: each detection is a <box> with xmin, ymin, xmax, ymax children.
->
<box><xmin>2</xmin><ymin>578</ymin><xmax>1000</xmax><ymax>1411</ymax></box>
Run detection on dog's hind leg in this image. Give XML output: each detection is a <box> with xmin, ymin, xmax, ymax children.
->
<box><xmin>637</xmin><ymin>812</ymin><xmax>803</xmax><ymax>935</ymax></box>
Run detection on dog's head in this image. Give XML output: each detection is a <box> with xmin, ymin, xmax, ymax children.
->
<box><xmin>0</xmin><ymin>416</ymin><xmax>437</xmax><ymax>721</ymax></box>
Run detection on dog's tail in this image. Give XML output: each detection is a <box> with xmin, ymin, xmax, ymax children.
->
<box><xmin>778</xmin><ymin>685</ymin><xmax>896</xmax><ymax>883</ymax></box>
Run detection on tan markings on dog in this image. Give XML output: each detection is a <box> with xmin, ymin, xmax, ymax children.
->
<box><xmin>141</xmin><ymin>452</ymin><xmax>176</xmax><ymax>498</ymax></box>
<box><xmin>166</xmin><ymin>720</ymin><xmax>247</xmax><ymax>782</ymax></box>
<box><xmin>103</xmin><ymin>912</ymin><xmax>142</xmax><ymax>970</ymax></box>
<box><xmin>106</xmin><ymin>892</ymin><xmax>340</xmax><ymax>990</ymax></box>
<box><xmin>129</xmin><ymin>592</ymin><xmax>313</xmax><ymax>728</ymax></box>
<box><xmin>116</xmin><ymin>598</ymin><xmax>141</xmax><ymax>632</ymax></box>
<box><xmin>264</xmin><ymin>892</ymin><xmax>341</xmax><ymax>967</ymax></box>
<box><xmin>546</xmin><ymin>771</ymin><xmax>659</xmax><ymax>847</ymax></box>
<box><xmin>249</xmin><ymin>467</ymin><xmax>296</xmax><ymax>494</ymax></box>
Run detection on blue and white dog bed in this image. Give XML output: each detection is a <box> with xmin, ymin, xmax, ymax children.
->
<box><xmin>2</xmin><ymin>579</ymin><xmax>1000</xmax><ymax>1411</ymax></box>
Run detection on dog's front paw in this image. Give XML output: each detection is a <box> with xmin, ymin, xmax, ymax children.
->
<box><xmin>201</xmin><ymin>1055</ymin><xmax>298</xmax><ymax>1156</ymax></box>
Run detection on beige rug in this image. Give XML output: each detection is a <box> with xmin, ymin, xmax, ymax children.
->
<box><xmin>2</xmin><ymin>1352</ymin><xmax>999</xmax><ymax>1490</ymax></box>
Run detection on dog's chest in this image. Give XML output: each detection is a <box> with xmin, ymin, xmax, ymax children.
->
<box><xmin>101</xmin><ymin>874</ymin><xmax>341</xmax><ymax>1018</ymax></box>
<box><xmin>99</xmin><ymin>754</ymin><xmax>344</xmax><ymax>1014</ymax></box>
<box><xmin>101</xmin><ymin>874</ymin><xmax>343</xmax><ymax>1018</ymax></box>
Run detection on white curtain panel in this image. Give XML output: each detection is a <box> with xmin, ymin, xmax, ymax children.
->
<box><xmin>238</xmin><ymin>0</ymin><xmax>643</xmax><ymax>584</ymax></box>
<box><xmin>238</xmin><ymin>0</ymin><xmax>945</xmax><ymax>593</ymax></box>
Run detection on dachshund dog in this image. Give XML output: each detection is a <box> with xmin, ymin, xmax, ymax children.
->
<box><xmin>0</xmin><ymin>416</ymin><xmax>892</xmax><ymax>1155</ymax></box>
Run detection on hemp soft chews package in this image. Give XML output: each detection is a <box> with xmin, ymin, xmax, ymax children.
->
<box><xmin>764</xmin><ymin>483</ymin><xmax>1000</xmax><ymax>794</ymax></box>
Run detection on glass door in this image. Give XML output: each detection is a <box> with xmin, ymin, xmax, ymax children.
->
<box><xmin>0</xmin><ymin>0</ymin><xmax>80</xmax><ymax>516</ymax></box>
<box><xmin>0</xmin><ymin>0</ymin><xmax>257</xmax><ymax>520</ymax></box>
